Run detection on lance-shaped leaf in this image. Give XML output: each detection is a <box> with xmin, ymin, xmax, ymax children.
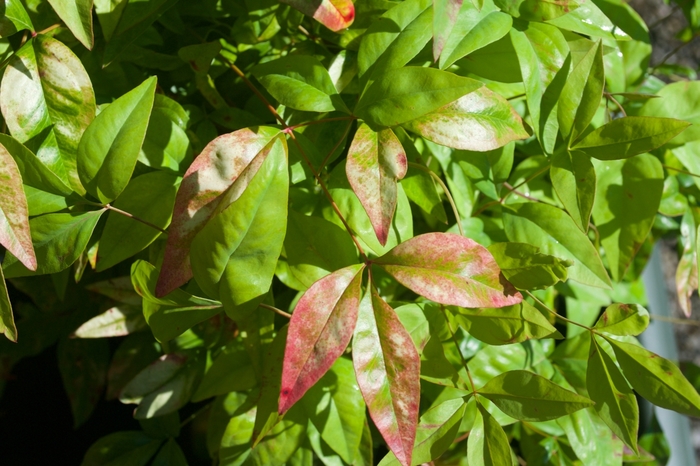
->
<box><xmin>0</xmin><ymin>0</ymin><xmax>33</xmax><ymax>37</ymax></box>
<box><xmin>192</xmin><ymin>339</ymin><xmax>257</xmax><ymax>402</ymax></box>
<box><xmin>156</xmin><ymin>127</ymin><xmax>282</xmax><ymax>297</ymax></box>
<box><xmin>677</xmin><ymin>210</ymin><xmax>697</xmax><ymax>317</ymax></box>
<box><xmin>468</xmin><ymin>402</ymin><xmax>513</xmax><ymax>466</ymax></box>
<box><xmin>402</xmin><ymin>87</ymin><xmax>529</xmax><ymax>151</ymax></box>
<box><xmin>374</xmin><ymin>233</ymin><xmax>522</xmax><ymax>308</ymax></box>
<box><xmin>2</xmin><ymin>210</ymin><xmax>104</xmax><ymax>278</ymax></box>
<box><xmin>355</xmin><ymin>67</ymin><xmax>483</xmax><ymax>129</ymax></box>
<box><xmin>252</xmin><ymin>55</ymin><xmax>348</xmax><ymax>113</ymax></box>
<box><xmin>591</xmin><ymin>155</ymin><xmax>663</xmax><ymax>281</ymax></box>
<box><xmin>378</xmin><ymin>398</ymin><xmax>467</xmax><ymax>466</ymax></box>
<box><xmin>551</xmin><ymin>149</ymin><xmax>596</xmax><ymax>232</ymax></box>
<box><xmin>593</xmin><ymin>303</ymin><xmax>649</xmax><ymax>336</ymax></box>
<box><xmin>353</xmin><ymin>286</ymin><xmax>421</xmax><ymax>466</ymax></box>
<box><xmin>346</xmin><ymin>124</ymin><xmax>407</xmax><ymax>246</ymax></box>
<box><xmin>279</xmin><ymin>0</ymin><xmax>354</xmax><ymax>31</ymax></box>
<box><xmin>279</xmin><ymin>263</ymin><xmax>364</xmax><ymax>414</ymax></box>
<box><xmin>433</xmin><ymin>0</ymin><xmax>463</xmax><ymax>62</ymax></box>
<box><xmin>487</xmin><ymin>242</ymin><xmax>571</xmax><ymax>290</ymax></box>
<box><xmin>47</xmin><ymin>0</ymin><xmax>94</xmax><ymax>49</ymax></box>
<box><xmin>477</xmin><ymin>370</ymin><xmax>594</xmax><ymax>421</ymax></box>
<box><xmin>558</xmin><ymin>40</ymin><xmax>604</xmax><ymax>143</ymax></box>
<box><xmin>606</xmin><ymin>337</ymin><xmax>700</xmax><ymax>418</ymax></box>
<box><xmin>571</xmin><ymin>117</ymin><xmax>689</xmax><ymax>160</ymax></box>
<box><xmin>78</xmin><ymin>76</ymin><xmax>156</xmax><ymax>203</ymax></box>
<box><xmin>0</xmin><ymin>35</ymin><xmax>95</xmax><ymax>193</ymax></box>
<box><xmin>587</xmin><ymin>336</ymin><xmax>639</xmax><ymax>453</ymax></box>
<box><xmin>73</xmin><ymin>305</ymin><xmax>147</xmax><ymax>338</ymax></box>
<box><xmin>0</xmin><ymin>266</ymin><xmax>17</xmax><ymax>342</ymax></box>
<box><xmin>450</xmin><ymin>301</ymin><xmax>560</xmax><ymax>345</ymax></box>
<box><xmin>0</xmin><ymin>143</ymin><xmax>36</xmax><ymax>271</ymax></box>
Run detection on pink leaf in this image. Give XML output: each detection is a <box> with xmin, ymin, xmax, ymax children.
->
<box><xmin>280</xmin><ymin>0</ymin><xmax>355</xmax><ymax>32</ymax></box>
<box><xmin>353</xmin><ymin>285</ymin><xmax>420</xmax><ymax>466</ymax></box>
<box><xmin>346</xmin><ymin>124</ymin><xmax>407</xmax><ymax>246</ymax></box>
<box><xmin>374</xmin><ymin>233</ymin><xmax>523</xmax><ymax>308</ymax></box>
<box><xmin>156</xmin><ymin>127</ymin><xmax>283</xmax><ymax>297</ymax></box>
<box><xmin>433</xmin><ymin>0</ymin><xmax>464</xmax><ymax>62</ymax></box>
<box><xmin>279</xmin><ymin>263</ymin><xmax>365</xmax><ymax>414</ymax></box>
<box><xmin>0</xmin><ymin>142</ymin><xmax>36</xmax><ymax>271</ymax></box>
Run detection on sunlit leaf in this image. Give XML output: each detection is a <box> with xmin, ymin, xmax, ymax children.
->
<box><xmin>0</xmin><ymin>0</ymin><xmax>33</xmax><ymax>37</ymax></box>
<box><xmin>468</xmin><ymin>402</ymin><xmax>513</xmax><ymax>466</ymax></box>
<box><xmin>73</xmin><ymin>305</ymin><xmax>147</xmax><ymax>338</ymax></box>
<box><xmin>433</xmin><ymin>0</ymin><xmax>463</xmax><ymax>62</ymax></box>
<box><xmin>593</xmin><ymin>303</ymin><xmax>649</xmax><ymax>336</ymax></box>
<box><xmin>551</xmin><ymin>149</ymin><xmax>596</xmax><ymax>231</ymax></box>
<box><xmin>280</xmin><ymin>0</ymin><xmax>355</xmax><ymax>31</ymax></box>
<box><xmin>47</xmin><ymin>0</ymin><xmax>94</xmax><ymax>49</ymax></box>
<box><xmin>487</xmin><ymin>242</ymin><xmax>571</xmax><ymax>290</ymax></box>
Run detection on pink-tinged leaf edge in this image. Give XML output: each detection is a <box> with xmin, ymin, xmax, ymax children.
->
<box><xmin>353</xmin><ymin>286</ymin><xmax>420</xmax><ymax>466</ymax></box>
<box><xmin>155</xmin><ymin>127</ymin><xmax>282</xmax><ymax>297</ymax></box>
<box><xmin>279</xmin><ymin>263</ymin><xmax>365</xmax><ymax>414</ymax></box>
<box><xmin>346</xmin><ymin>124</ymin><xmax>407</xmax><ymax>246</ymax></box>
<box><xmin>280</xmin><ymin>0</ymin><xmax>355</xmax><ymax>32</ymax></box>
<box><xmin>433</xmin><ymin>0</ymin><xmax>464</xmax><ymax>62</ymax></box>
<box><xmin>375</xmin><ymin>232</ymin><xmax>523</xmax><ymax>308</ymax></box>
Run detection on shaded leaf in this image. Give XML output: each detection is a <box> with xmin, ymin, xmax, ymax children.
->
<box><xmin>138</xmin><ymin>95</ymin><xmax>191</xmax><ymax>172</ymax></box>
<box><xmin>346</xmin><ymin>124</ymin><xmax>407</xmax><ymax>246</ymax></box>
<box><xmin>468</xmin><ymin>402</ymin><xmax>513</xmax><ymax>466</ymax></box>
<box><xmin>280</xmin><ymin>264</ymin><xmax>364</xmax><ymax>414</ymax></box>
<box><xmin>551</xmin><ymin>149</ymin><xmax>596</xmax><ymax>231</ymax></box>
<box><xmin>192</xmin><ymin>339</ymin><xmax>257</xmax><ymax>402</ymax></box>
<box><xmin>353</xmin><ymin>287</ymin><xmax>420</xmax><ymax>466</ymax></box>
<box><xmin>402</xmin><ymin>87</ymin><xmax>529</xmax><ymax>151</ymax></box>
<box><xmin>151</xmin><ymin>438</ymin><xmax>188</xmax><ymax>466</ymax></box>
<box><xmin>401</xmin><ymin>165</ymin><xmax>448</xmax><ymax>222</ymax></box>
<box><xmin>86</xmin><ymin>276</ymin><xmax>141</xmax><ymax>305</ymax></box>
<box><xmin>487</xmin><ymin>242</ymin><xmax>571</xmax><ymax>290</ymax></box>
<box><xmin>376</xmin><ymin>232</ymin><xmax>522</xmax><ymax>308</ymax></box>
<box><xmin>0</xmin><ymin>266</ymin><xmax>16</xmax><ymax>342</ymax></box>
<box><xmin>280</xmin><ymin>0</ymin><xmax>355</xmax><ymax>31</ymax></box>
<box><xmin>106</xmin><ymin>332</ymin><xmax>161</xmax><ymax>400</ymax></box>
<box><xmin>252</xmin><ymin>326</ymin><xmax>289</xmax><ymax>445</ymax></box>
<box><xmin>73</xmin><ymin>305</ymin><xmax>147</xmax><ymax>338</ymax></box>
<box><xmin>47</xmin><ymin>0</ymin><xmax>94</xmax><ymax>49</ymax></box>
<box><xmin>81</xmin><ymin>431</ymin><xmax>161</xmax><ymax>466</ymax></box>
<box><xmin>593</xmin><ymin>303</ymin><xmax>649</xmax><ymax>336</ymax></box>
<box><xmin>78</xmin><ymin>76</ymin><xmax>157</xmax><ymax>203</ymax></box>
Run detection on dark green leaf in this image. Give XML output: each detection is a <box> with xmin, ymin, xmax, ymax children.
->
<box><xmin>467</xmin><ymin>402</ymin><xmax>513</xmax><ymax>466</ymax></box>
<box><xmin>106</xmin><ymin>332</ymin><xmax>161</xmax><ymax>400</ymax></box>
<box><xmin>488</xmin><ymin>242</ymin><xmax>571</xmax><ymax>290</ymax></box>
<box><xmin>0</xmin><ymin>266</ymin><xmax>16</xmax><ymax>342</ymax></box>
<box><xmin>81</xmin><ymin>431</ymin><xmax>161</xmax><ymax>466</ymax></box>
<box><xmin>192</xmin><ymin>338</ymin><xmax>257</xmax><ymax>402</ymax></box>
<box><xmin>151</xmin><ymin>438</ymin><xmax>188</xmax><ymax>466</ymax></box>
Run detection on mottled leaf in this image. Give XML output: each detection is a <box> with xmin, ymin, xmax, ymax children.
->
<box><xmin>346</xmin><ymin>124</ymin><xmax>407</xmax><ymax>246</ymax></box>
<box><xmin>280</xmin><ymin>264</ymin><xmax>364</xmax><ymax>414</ymax></box>
<box><xmin>47</xmin><ymin>0</ymin><xmax>94</xmax><ymax>49</ymax></box>
<box><xmin>402</xmin><ymin>87</ymin><xmax>529</xmax><ymax>151</ymax></box>
<box><xmin>156</xmin><ymin>127</ymin><xmax>283</xmax><ymax>297</ymax></box>
<box><xmin>73</xmin><ymin>305</ymin><xmax>147</xmax><ymax>338</ymax></box>
<box><xmin>353</xmin><ymin>287</ymin><xmax>420</xmax><ymax>466</ymax></box>
<box><xmin>593</xmin><ymin>303</ymin><xmax>649</xmax><ymax>336</ymax></box>
<box><xmin>77</xmin><ymin>76</ymin><xmax>157</xmax><ymax>203</ymax></box>
<box><xmin>487</xmin><ymin>242</ymin><xmax>571</xmax><ymax>290</ymax></box>
<box><xmin>374</xmin><ymin>233</ymin><xmax>522</xmax><ymax>308</ymax></box>
<box><xmin>279</xmin><ymin>0</ymin><xmax>354</xmax><ymax>31</ymax></box>
<box><xmin>433</xmin><ymin>0</ymin><xmax>463</xmax><ymax>61</ymax></box>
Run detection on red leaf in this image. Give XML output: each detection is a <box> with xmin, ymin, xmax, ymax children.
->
<box><xmin>346</xmin><ymin>124</ymin><xmax>407</xmax><ymax>246</ymax></box>
<box><xmin>280</xmin><ymin>0</ymin><xmax>355</xmax><ymax>32</ymax></box>
<box><xmin>374</xmin><ymin>233</ymin><xmax>523</xmax><ymax>308</ymax></box>
<box><xmin>279</xmin><ymin>263</ymin><xmax>365</xmax><ymax>414</ymax></box>
<box><xmin>156</xmin><ymin>127</ymin><xmax>282</xmax><ymax>297</ymax></box>
<box><xmin>353</xmin><ymin>286</ymin><xmax>420</xmax><ymax>466</ymax></box>
<box><xmin>0</xmin><ymin>142</ymin><xmax>36</xmax><ymax>271</ymax></box>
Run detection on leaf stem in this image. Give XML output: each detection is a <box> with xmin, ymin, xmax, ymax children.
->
<box><xmin>650</xmin><ymin>314</ymin><xmax>700</xmax><ymax>327</ymax></box>
<box><xmin>440</xmin><ymin>305</ymin><xmax>478</xmax><ymax>394</ymax></box>
<box><xmin>604</xmin><ymin>92</ymin><xmax>627</xmax><ymax>117</ymax></box>
<box><xmin>471</xmin><ymin>163</ymin><xmax>551</xmax><ymax>217</ymax></box>
<box><xmin>259</xmin><ymin>303</ymin><xmax>292</xmax><ymax>319</ymax></box>
<box><xmin>525</xmin><ymin>290</ymin><xmax>591</xmax><ymax>330</ymax></box>
<box><xmin>104</xmin><ymin>204</ymin><xmax>168</xmax><ymax>235</ymax></box>
<box><xmin>663</xmin><ymin>164</ymin><xmax>700</xmax><ymax>179</ymax></box>
<box><xmin>408</xmin><ymin>162</ymin><xmax>464</xmax><ymax>236</ymax></box>
<box><xmin>37</xmin><ymin>23</ymin><xmax>62</xmax><ymax>35</ymax></box>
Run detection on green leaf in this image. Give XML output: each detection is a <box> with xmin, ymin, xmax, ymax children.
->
<box><xmin>73</xmin><ymin>304</ymin><xmax>147</xmax><ymax>338</ymax></box>
<box><xmin>593</xmin><ymin>303</ymin><xmax>649</xmax><ymax>336</ymax></box>
<box><xmin>47</xmin><ymin>0</ymin><xmax>94</xmax><ymax>49</ymax></box>
<box><xmin>3</xmin><ymin>210</ymin><xmax>104</xmax><ymax>277</ymax></box>
<box><xmin>502</xmin><ymin>203</ymin><xmax>611</xmax><ymax>288</ymax></box>
<box><xmin>284</xmin><ymin>210</ymin><xmax>358</xmax><ymax>288</ymax></box>
<box><xmin>496</xmin><ymin>0</ymin><xmax>580</xmax><ymax>21</ymax></box>
<box><xmin>591</xmin><ymin>154</ymin><xmax>663</xmax><ymax>281</ymax></box>
<box><xmin>453</xmin><ymin>143</ymin><xmax>514</xmax><ymax>201</ymax></box>
<box><xmin>433</xmin><ymin>0</ymin><xmax>463</xmax><ymax>61</ymax></box>
<box><xmin>547</xmin><ymin>0</ymin><xmax>630</xmax><ymax>41</ymax></box>
<box><xmin>0</xmin><ymin>266</ymin><xmax>17</xmax><ymax>341</ymax></box>
<box><xmin>93</xmin><ymin>0</ymin><xmax>126</xmax><ymax>40</ymax></box>
<box><xmin>450</xmin><ymin>301</ymin><xmax>560</xmax><ymax>345</ymax></box>
<box><xmin>400</xmin><ymin>165</ymin><xmax>448</xmax><ymax>222</ymax></box>
<box><xmin>487</xmin><ymin>242</ymin><xmax>571</xmax><ymax>290</ymax></box>
<box><xmin>477</xmin><ymin>370</ymin><xmax>594</xmax><ymax>421</ymax></box>
<box><xmin>557</xmin><ymin>407</ymin><xmax>619</xmax><ymax>465</ymax></box>
<box><xmin>353</xmin><ymin>287</ymin><xmax>421</xmax><ymax>466</ymax></box>
<box><xmin>279</xmin><ymin>0</ymin><xmax>355</xmax><ymax>31</ymax></box>
<box><xmin>190</xmin><ymin>136</ymin><xmax>288</xmax><ymax>319</ymax></box>
<box><xmin>0</xmin><ymin>142</ymin><xmax>36</xmax><ymax>271</ymax></box>
<box><xmin>253</xmin><ymin>55</ymin><xmax>348</xmax><ymax>113</ymax></box>
<box><xmin>192</xmin><ymin>339</ymin><xmax>257</xmax><ymax>402</ymax></box>
<box><xmin>551</xmin><ymin>149</ymin><xmax>596</xmax><ymax>231</ymax></box>
<box><xmin>218</xmin><ymin>393</ymin><xmax>257</xmax><ymax>466</ymax></box>
<box><xmin>301</xmin><ymin>358</ymin><xmax>366</xmax><ymax>464</ymax></box>
<box><xmin>81</xmin><ymin>431</ymin><xmax>161</xmax><ymax>466</ymax></box>
<box><xmin>355</xmin><ymin>67</ymin><xmax>483</xmax><ymax>129</ymax></box>
<box><xmin>97</xmin><ymin>171</ymin><xmax>179</xmax><ymax>271</ymax></box>
<box><xmin>0</xmin><ymin>36</ymin><xmax>96</xmax><ymax>193</ymax></box>
<box><xmin>637</xmin><ymin>81</ymin><xmax>700</xmax><ymax>144</ymax></box>
<box><xmin>346</xmin><ymin>124</ymin><xmax>407</xmax><ymax>246</ymax></box>
<box><xmin>402</xmin><ymin>87</ymin><xmax>529</xmax><ymax>151</ymax></box>
<box><xmin>77</xmin><ymin>76</ymin><xmax>157</xmax><ymax>203</ymax></box>
<box><xmin>0</xmin><ymin>0</ymin><xmax>33</xmax><ymax>37</ymax></box>
<box><xmin>151</xmin><ymin>438</ymin><xmax>188</xmax><ymax>466</ymax></box>
<box><xmin>587</xmin><ymin>336</ymin><xmax>639</xmax><ymax>453</ymax></box>
<box><xmin>139</xmin><ymin>95</ymin><xmax>192</xmax><ymax>172</ymax></box>
<box><xmin>105</xmin><ymin>332</ymin><xmax>161</xmax><ymax>400</ymax></box>
<box><xmin>252</xmin><ymin>326</ymin><xmax>289</xmax><ymax>445</ymax></box>
<box><xmin>571</xmin><ymin>117</ymin><xmax>689</xmax><ymax>160</ymax></box>
<box><xmin>606</xmin><ymin>337</ymin><xmax>700</xmax><ymax>417</ymax></box>
<box><xmin>468</xmin><ymin>402</ymin><xmax>513</xmax><ymax>466</ymax></box>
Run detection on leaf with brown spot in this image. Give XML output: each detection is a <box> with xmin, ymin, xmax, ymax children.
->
<box><xmin>346</xmin><ymin>124</ymin><xmax>407</xmax><ymax>246</ymax></box>
<box><xmin>593</xmin><ymin>303</ymin><xmax>649</xmax><ymax>336</ymax></box>
<box><xmin>353</xmin><ymin>285</ymin><xmax>420</xmax><ymax>466</ymax></box>
<box><xmin>279</xmin><ymin>0</ymin><xmax>354</xmax><ymax>31</ymax></box>
<box><xmin>279</xmin><ymin>263</ymin><xmax>364</xmax><ymax>414</ymax></box>
<box><xmin>402</xmin><ymin>87</ymin><xmax>529</xmax><ymax>151</ymax></box>
<box><xmin>374</xmin><ymin>233</ymin><xmax>523</xmax><ymax>308</ymax></box>
<box><xmin>0</xmin><ymin>142</ymin><xmax>36</xmax><ymax>271</ymax></box>
<box><xmin>156</xmin><ymin>127</ymin><xmax>283</xmax><ymax>297</ymax></box>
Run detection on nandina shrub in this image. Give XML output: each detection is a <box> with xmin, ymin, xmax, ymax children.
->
<box><xmin>0</xmin><ymin>0</ymin><xmax>699</xmax><ymax>464</ymax></box>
